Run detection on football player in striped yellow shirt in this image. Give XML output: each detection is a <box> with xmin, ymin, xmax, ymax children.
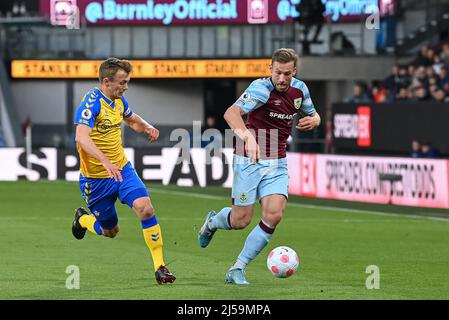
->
<box><xmin>72</xmin><ymin>57</ymin><xmax>175</xmax><ymax>284</ymax></box>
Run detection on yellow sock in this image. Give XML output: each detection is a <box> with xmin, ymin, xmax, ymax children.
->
<box><xmin>143</xmin><ymin>224</ymin><xmax>165</xmax><ymax>271</ymax></box>
<box><xmin>79</xmin><ymin>214</ymin><xmax>102</xmax><ymax>235</ymax></box>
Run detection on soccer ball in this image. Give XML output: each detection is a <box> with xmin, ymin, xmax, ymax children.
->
<box><xmin>267</xmin><ymin>246</ymin><xmax>300</xmax><ymax>278</ymax></box>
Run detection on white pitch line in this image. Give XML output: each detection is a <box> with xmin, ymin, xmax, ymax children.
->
<box><xmin>151</xmin><ymin>187</ymin><xmax>227</xmax><ymax>200</ymax></box>
<box><xmin>150</xmin><ymin>188</ymin><xmax>449</xmax><ymax>223</ymax></box>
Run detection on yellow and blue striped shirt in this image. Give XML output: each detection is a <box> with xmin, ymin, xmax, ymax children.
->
<box><xmin>74</xmin><ymin>88</ymin><xmax>133</xmax><ymax>178</ymax></box>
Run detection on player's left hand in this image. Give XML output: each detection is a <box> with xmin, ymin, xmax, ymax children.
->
<box><xmin>145</xmin><ymin>126</ymin><xmax>159</xmax><ymax>142</ymax></box>
<box><xmin>296</xmin><ymin>116</ymin><xmax>320</xmax><ymax>131</ymax></box>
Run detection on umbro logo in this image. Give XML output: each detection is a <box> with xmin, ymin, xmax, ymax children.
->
<box><xmin>151</xmin><ymin>233</ymin><xmax>160</xmax><ymax>241</ymax></box>
<box><xmin>274</xmin><ymin>100</ymin><xmax>282</xmax><ymax>106</ymax></box>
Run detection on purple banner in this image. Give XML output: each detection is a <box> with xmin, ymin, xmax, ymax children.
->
<box><xmin>40</xmin><ymin>0</ymin><xmax>387</xmax><ymax>26</ymax></box>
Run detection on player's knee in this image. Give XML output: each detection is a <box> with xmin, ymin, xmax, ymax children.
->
<box><xmin>103</xmin><ymin>225</ymin><xmax>120</xmax><ymax>238</ymax></box>
<box><xmin>141</xmin><ymin>205</ymin><xmax>155</xmax><ymax>219</ymax></box>
<box><xmin>264</xmin><ymin>210</ymin><xmax>284</xmax><ymax>226</ymax></box>
<box><xmin>103</xmin><ymin>230</ymin><xmax>113</xmax><ymax>238</ymax></box>
<box><xmin>272</xmin><ymin>213</ymin><xmax>283</xmax><ymax>226</ymax></box>
<box><xmin>134</xmin><ymin>203</ymin><xmax>154</xmax><ymax>219</ymax></box>
<box><xmin>109</xmin><ymin>230</ymin><xmax>119</xmax><ymax>238</ymax></box>
<box><xmin>232</xmin><ymin>216</ymin><xmax>252</xmax><ymax>229</ymax></box>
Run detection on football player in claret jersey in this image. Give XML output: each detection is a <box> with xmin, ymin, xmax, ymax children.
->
<box><xmin>72</xmin><ymin>57</ymin><xmax>175</xmax><ymax>284</ymax></box>
<box><xmin>198</xmin><ymin>48</ymin><xmax>321</xmax><ymax>285</ymax></box>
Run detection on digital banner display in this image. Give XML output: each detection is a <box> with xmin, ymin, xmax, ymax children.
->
<box><xmin>40</xmin><ymin>0</ymin><xmax>389</xmax><ymax>26</ymax></box>
<box><xmin>1</xmin><ymin>147</ymin><xmax>447</xmax><ymax>209</ymax></box>
<box><xmin>0</xmin><ymin>147</ymin><xmax>235</xmax><ymax>187</ymax></box>
<box><xmin>288</xmin><ymin>153</ymin><xmax>449</xmax><ymax>209</ymax></box>
<box><xmin>11</xmin><ymin>59</ymin><xmax>271</xmax><ymax>79</ymax></box>
<box><xmin>332</xmin><ymin>103</ymin><xmax>449</xmax><ymax>156</ymax></box>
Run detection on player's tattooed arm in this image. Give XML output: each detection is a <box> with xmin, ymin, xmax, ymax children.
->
<box><xmin>296</xmin><ymin>112</ymin><xmax>321</xmax><ymax>131</ymax></box>
<box><xmin>124</xmin><ymin>113</ymin><xmax>159</xmax><ymax>142</ymax></box>
<box><xmin>75</xmin><ymin>124</ymin><xmax>123</xmax><ymax>182</ymax></box>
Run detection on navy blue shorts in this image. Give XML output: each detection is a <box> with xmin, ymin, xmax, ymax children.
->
<box><xmin>79</xmin><ymin>162</ymin><xmax>148</xmax><ymax>230</ymax></box>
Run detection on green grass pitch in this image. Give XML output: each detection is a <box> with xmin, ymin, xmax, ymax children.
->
<box><xmin>1</xmin><ymin>180</ymin><xmax>449</xmax><ymax>299</ymax></box>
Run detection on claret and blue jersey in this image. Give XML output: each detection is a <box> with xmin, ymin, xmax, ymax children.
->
<box><xmin>233</xmin><ymin>77</ymin><xmax>316</xmax><ymax>159</ymax></box>
<box><xmin>231</xmin><ymin>77</ymin><xmax>317</xmax><ymax>206</ymax></box>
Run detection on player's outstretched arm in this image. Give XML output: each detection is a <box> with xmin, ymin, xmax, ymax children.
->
<box><xmin>296</xmin><ymin>112</ymin><xmax>321</xmax><ymax>131</ymax></box>
<box><xmin>124</xmin><ymin>113</ymin><xmax>159</xmax><ymax>142</ymax></box>
<box><xmin>224</xmin><ymin>105</ymin><xmax>260</xmax><ymax>163</ymax></box>
<box><xmin>75</xmin><ymin>124</ymin><xmax>123</xmax><ymax>182</ymax></box>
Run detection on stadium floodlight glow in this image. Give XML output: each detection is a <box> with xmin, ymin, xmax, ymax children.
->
<box><xmin>431</xmin><ymin>20</ymin><xmax>437</xmax><ymax>26</ymax></box>
<box><xmin>444</xmin><ymin>13</ymin><xmax>449</xmax><ymax>19</ymax></box>
<box><xmin>408</xmin><ymin>33</ymin><xmax>415</xmax><ymax>39</ymax></box>
<box><xmin>420</xmin><ymin>26</ymin><xmax>426</xmax><ymax>32</ymax></box>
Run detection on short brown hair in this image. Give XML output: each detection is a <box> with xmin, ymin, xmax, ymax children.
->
<box><xmin>99</xmin><ymin>57</ymin><xmax>132</xmax><ymax>83</ymax></box>
<box><xmin>272</xmin><ymin>48</ymin><xmax>298</xmax><ymax>67</ymax></box>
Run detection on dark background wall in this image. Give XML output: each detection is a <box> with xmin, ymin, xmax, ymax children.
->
<box><xmin>332</xmin><ymin>103</ymin><xmax>449</xmax><ymax>157</ymax></box>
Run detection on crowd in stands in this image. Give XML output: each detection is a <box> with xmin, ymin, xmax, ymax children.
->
<box><xmin>0</xmin><ymin>1</ymin><xmax>37</xmax><ymax>18</ymax></box>
<box><xmin>411</xmin><ymin>139</ymin><xmax>440</xmax><ymax>159</ymax></box>
<box><xmin>345</xmin><ymin>42</ymin><xmax>449</xmax><ymax>103</ymax></box>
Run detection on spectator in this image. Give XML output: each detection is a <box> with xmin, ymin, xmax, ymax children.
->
<box><xmin>411</xmin><ymin>85</ymin><xmax>430</xmax><ymax>101</ymax></box>
<box><xmin>432</xmin><ymin>88</ymin><xmax>449</xmax><ymax>102</ymax></box>
<box><xmin>426</xmin><ymin>66</ymin><xmax>436</xmax><ymax>79</ymax></box>
<box><xmin>408</xmin><ymin>64</ymin><xmax>416</xmax><ymax>79</ymax></box>
<box><xmin>382</xmin><ymin>65</ymin><xmax>399</xmax><ymax>93</ymax></box>
<box><xmin>432</xmin><ymin>55</ymin><xmax>444</xmax><ymax>75</ymax></box>
<box><xmin>346</xmin><ymin>43</ymin><xmax>449</xmax><ymax>103</ymax></box>
<box><xmin>425</xmin><ymin>48</ymin><xmax>436</xmax><ymax>66</ymax></box>
<box><xmin>344</xmin><ymin>81</ymin><xmax>372</xmax><ymax>103</ymax></box>
<box><xmin>410</xmin><ymin>139</ymin><xmax>423</xmax><ymax>158</ymax></box>
<box><xmin>443</xmin><ymin>82</ymin><xmax>449</xmax><ymax>96</ymax></box>
<box><xmin>410</xmin><ymin>65</ymin><xmax>428</xmax><ymax>89</ymax></box>
<box><xmin>371</xmin><ymin>81</ymin><xmax>388</xmax><ymax>103</ymax></box>
<box><xmin>421</xmin><ymin>141</ymin><xmax>440</xmax><ymax>158</ymax></box>
<box><xmin>395</xmin><ymin>86</ymin><xmax>411</xmax><ymax>101</ymax></box>
<box><xmin>429</xmin><ymin>82</ymin><xmax>439</xmax><ymax>97</ymax></box>
<box><xmin>398</xmin><ymin>66</ymin><xmax>413</xmax><ymax>89</ymax></box>
<box><xmin>437</xmin><ymin>66</ymin><xmax>449</xmax><ymax>88</ymax></box>
<box><xmin>441</xmin><ymin>43</ymin><xmax>449</xmax><ymax>69</ymax></box>
<box><xmin>414</xmin><ymin>45</ymin><xmax>432</xmax><ymax>67</ymax></box>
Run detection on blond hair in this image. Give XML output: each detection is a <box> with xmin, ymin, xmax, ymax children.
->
<box><xmin>272</xmin><ymin>48</ymin><xmax>298</xmax><ymax>67</ymax></box>
<box><xmin>99</xmin><ymin>57</ymin><xmax>132</xmax><ymax>83</ymax></box>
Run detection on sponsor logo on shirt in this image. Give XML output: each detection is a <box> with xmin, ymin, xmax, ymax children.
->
<box><xmin>269</xmin><ymin>112</ymin><xmax>297</xmax><ymax>120</ymax></box>
<box><xmin>96</xmin><ymin>119</ymin><xmax>121</xmax><ymax>133</ymax></box>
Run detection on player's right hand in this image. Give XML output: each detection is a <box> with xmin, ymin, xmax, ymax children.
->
<box><xmin>102</xmin><ymin>159</ymin><xmax>123</xmax><ymax>182</ymax></box>
<box><xmin>244</xmin><ymin>135</ymin><xmax>260</xmax><ymax>164</ymax></box>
